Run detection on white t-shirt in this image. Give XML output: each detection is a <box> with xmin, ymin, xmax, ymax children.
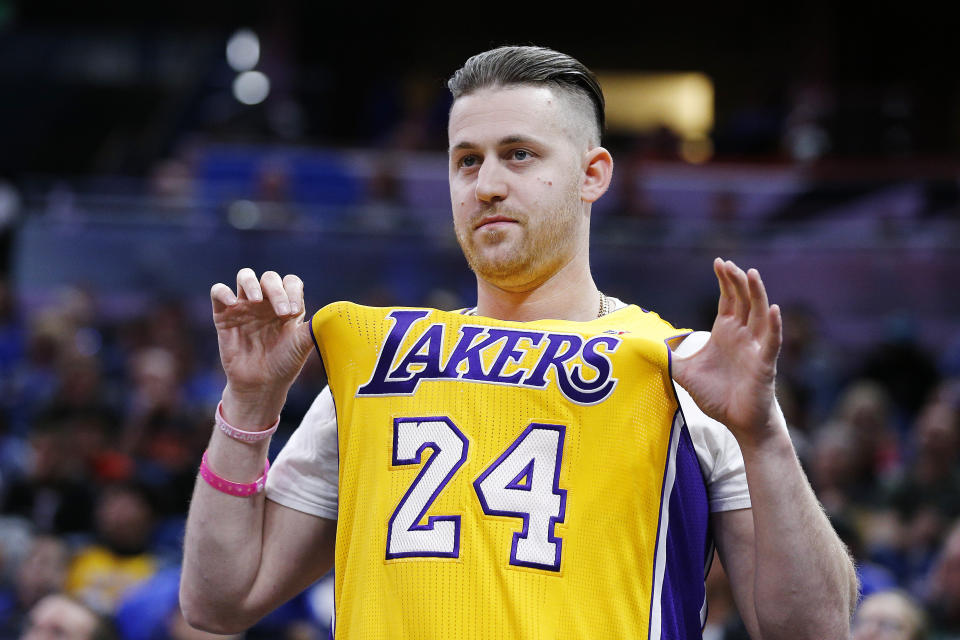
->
<box><xmin>266</xmin><ymin>303</ymin><xmax>752</xmax><ymax>519</ymax></box>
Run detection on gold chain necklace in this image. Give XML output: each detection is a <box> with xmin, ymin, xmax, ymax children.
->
<box><xmin>598</xmin><ymin>291</ymin><xmax>610</xmax><ymax>318</ymax></box>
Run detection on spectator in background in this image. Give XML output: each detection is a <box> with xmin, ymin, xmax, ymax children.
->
<box><xmin>0</xmin><ymin>182</ymin><xmax>20</xmax><ymax>277</ymax></box>
<box><xmin>18</xmin><ymin>593</ymin><xmax>116</xmax><ymax>640</ymax></box>
<box><xmin>924</xmin><ymin>520</ymin><xmax>960</xmax><ymax>636</ymax></box>
<box><xmin>1</xmin><ymin>417</ymin><xmax>96</xmax><ymax>535</ymax></box>
<box><xmin>807</xmin><ymin>381</ymin><xmax>899</xmax><ymax>520</ymax></box>
<box><xmin>6</xmin><ymin>285</ymin><xmax>108</xmax><ymax>437</ymax></box>
<box><xmin>860</xmin><ymin>316</ymin><xmax>940</xmax><ymax>426</ymax></box>
<box><xmin>65</xmin><ymin>483</ymin><xmax>159</xmax><ymax>614</ymax></box>
<box><xmin>878</xmin><ymin>397</ymin><xmax>960</xmax><ymax>592</ymax></box>
<box><xmin>0</xmin><ymin>535</ymin><xmax>70</xmax><ymax>637</ymax></box>
<box><xmin>835</xmin><ymin>381</ymin><xmax>901</xmax><ymax>490</ymax></box>
<box><xmin>0</xmin><ymin>278</ymin><xmax>25</xmax><ymax>483</ymax></box>
<box><xmin>0</xmin><ymin>279</ymin><xmax>25</xmax><ymax>393</ymax></box>
<box><xmin>777</xmin><ymin>303</ymin><xmax>840</xmax><ymax>432</ymax></box>
<box><xmin>809</xmin><ymin>424</ymin><xmax>862</xmax><ymax>517</ymax></box>
<box><xmin>6</xmin><ymin>316</ymin><xmax>68</xmax><ymax>435</ymax></box>
<box><xmin>122</xmin><ymin>346</ymin><xmax>185</xmax><ymax>457</ymax></box>
<box><xmin>121</xmin><ymin>346</ymin><xmax>206</xmax><ymax>518</ymax></box>
<box><xmin>853</xmin><ymin>590</ymin><xmax>927</xmax><ymax>640</ymax></box>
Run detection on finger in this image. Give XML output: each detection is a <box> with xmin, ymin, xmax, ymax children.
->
<box><xmin>283</xmin><ymin>274</ymin><xmax>304</xmax><ymax>315</ymax></box>
<box><xmin>260</xmin><ymin>271</ymin><xmax>292</xmax><ymax>316</ymax></box>
<box><xmin>761</xmin><ymin>304</ymin><xmax>783</xmax><ymax>364</ymax></box>
<box><xmin>727</xmin><ymin>261</ymin><xmax>750</xmax><ymax>324</ymax></box>
<box><xmin>746</xmin><ymin>268</ymin><xmax>770</xmax><ymax>334</ymax></box>
<box><xmin>210</xmin><ymin>282</ymin><xmax>238</xmax><ymax>313</ymax></box>
<box><xmin>236</xmin><ymin>268</ymin><xmax>262</xmax><ymax>302</ymax></box>
<box><xmin>714</xmin><ymin>258</ymin><xmax>736</xmax><ymax>317</ymax></box>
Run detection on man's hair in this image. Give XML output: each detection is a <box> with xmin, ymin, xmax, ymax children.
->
<box><xmin>447</xmin><ymin>45</ymin><xmax>605</xmax><ymax>144</ymax></box>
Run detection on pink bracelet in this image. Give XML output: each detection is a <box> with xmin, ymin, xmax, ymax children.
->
<box><xmin>199</xmin><ymin>450</ymin><xmax>269</xmax><ymax>497</ymax></box>
<box><xmin>215</xmin><ymin>401</ymin><xmax>279</xmax><ymax>443</ymax></box>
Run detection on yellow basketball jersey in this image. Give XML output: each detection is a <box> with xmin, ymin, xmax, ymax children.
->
<box><xmin>312</xmin><ymin>302</ymin><xmax>702</xmax><ymax>639</ymax></box>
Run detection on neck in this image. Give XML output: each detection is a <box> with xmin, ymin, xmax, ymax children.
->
<box><xmin>474</xmin><ymin>251</ymin><xmax>600</xmax><ymax>322</ymax></box>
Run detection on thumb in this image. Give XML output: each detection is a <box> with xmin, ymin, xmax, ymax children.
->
<box><xmin>670</xmin><ymin>351</ymin><xmax>691</xmax><ymax>387</ymax></box>
<box><xmin>669</xmin><ymin>331</ymin><xmax>710</xmax><ymax>387</ymax></box>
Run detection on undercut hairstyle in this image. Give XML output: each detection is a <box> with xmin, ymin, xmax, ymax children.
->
<box><xmin>447</xmin><ymin>45</ymin><xmax>605</xmax><ymax>146</ymax></box>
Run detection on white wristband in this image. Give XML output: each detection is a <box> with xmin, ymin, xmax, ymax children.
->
<box><xmin>215</xmin><ymin>401</ymin><xmax>279</xmax><ymax>443</ymax></box>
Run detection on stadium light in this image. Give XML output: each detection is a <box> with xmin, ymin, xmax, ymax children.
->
<box><xmin>233</xmin><ymin>71</ymin><xmax>270</xmax><ymax>106</ymax></box>
<box><xmin>226</xmin><ymin>28</ymin><xmax>260</xmax><ymax>72</ymax></box>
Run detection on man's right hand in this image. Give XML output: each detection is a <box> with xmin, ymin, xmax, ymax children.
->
<box><xmin>210</xmin><ymin>268</ymin><xmax>315</xmax><ymax>428</ymax></box>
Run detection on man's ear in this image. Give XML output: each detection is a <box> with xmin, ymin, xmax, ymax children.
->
<box><xmin>581</xmin><ymin>147</ymin><xmax>613</xmax><ymax>203</ymax></box>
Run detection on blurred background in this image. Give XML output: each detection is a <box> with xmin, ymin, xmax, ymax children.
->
<box><xmin>0</xmin><ymin>2</ymin><xmax>958</xmax><ymax>638</ymax></box>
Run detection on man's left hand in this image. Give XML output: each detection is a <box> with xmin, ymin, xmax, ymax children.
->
<box><xmin>671</xmin><ymin>258</ymin><xmax>783</xmax><ymax>447</ymax></box>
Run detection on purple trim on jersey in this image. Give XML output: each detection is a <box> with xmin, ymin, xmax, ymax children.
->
<box><xmin>665</xmin><ymin>331</ymin><xmax>694</xmax><ymax>350</ymax></box>
<box><xmin>657</xmin><ymin>424</ymin><xmax>711</xmax><ymax>639</ymax></box>
<box><xmin>647</xmin><ymin>407</ymin><xmax>678</xmax><ymax>640</ymax></box>
<box><xmin>386</xmin><ymin>416</ymin><xmax>469</xmax><ymax>560</ymax></box>
<box><xmin>310</xmin><ymin>312</ymin><xmax>323</xmax><ymax>360</ymax></box>
<box><xmin>505</xmin><ymin>459</ymin><xmax>535</xmax><ymax>491</ymax></box>
<box><xmin>329</xmin><ymin>388</ymin><xmax>339</xmax><ymax>640</ymax></box>
<box><xmin>473</xmin><ymin>423</ymin><xmax>567</xmax><ymax>572</ymax></box>
<box><xmin>650</xmin><ymin>335</ymin><xmax>711</xmax><ymax>639</ymax></box>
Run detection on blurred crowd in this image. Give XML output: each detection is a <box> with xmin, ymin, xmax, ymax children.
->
<box><xmin>0</xmin><ymin>245</ymin><xmax>958</xmax><ymax>639</ymax></box>
<box><xmin>704</xmin><ymin>303</ymin><xmax>960</xmax><ymax>640</ymax></box>
<box><xmin>0</xmin><ymin>277</ymin><xmax>330</xmax><ymax>638</ymax></box>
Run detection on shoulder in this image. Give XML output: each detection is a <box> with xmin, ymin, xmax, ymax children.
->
<box><xmin>605</xmin><ymin>298</ymin><xmax>689</xmax><ymax>342</ymax></box>
<box><xmin>672</xmin><ymin>330</ymin><xmax>710</xmax><ymax>357</ymax></box>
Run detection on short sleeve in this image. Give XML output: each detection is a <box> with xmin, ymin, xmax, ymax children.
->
<box><xmin>672</xmin><ymin>331</ymin><xmax>752</xmax><ymax>513</ymax></box>
<box><xmin>265</xmin><ymin>386</ymin><xmax>340</xmax><ymax>519</ymax></box>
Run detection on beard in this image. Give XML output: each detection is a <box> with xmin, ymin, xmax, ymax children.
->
<box><xmin>455</xmin><ymin>186</ymin><xmax>583</xmax><ymax>289</ymax></box>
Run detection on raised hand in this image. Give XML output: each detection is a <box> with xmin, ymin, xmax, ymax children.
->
<box><xmin>211</xmin><ymin>268</ymin><xmax>316</xmax><ymax>428</ymax></box>
<box><xmin>671</xmin><ymin>258</ymin><xmax>783</xmax><ymax>446</ymax></box>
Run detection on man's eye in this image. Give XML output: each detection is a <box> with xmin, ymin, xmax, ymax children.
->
<box><xmin>459</xmin><ymin>155</ymin><xmax>478</xmax><ymax>168</ymax></box>
<box><xmin>512</xmin><ymin>150</ymin><xmax>529</xmax><ymax>161</ymax></box>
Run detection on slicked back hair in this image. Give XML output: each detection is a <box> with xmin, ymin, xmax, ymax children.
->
<box><xmin>447</xmin><ymin>46</ymin><xmax>605</xmax><ymax>146</ymax></box>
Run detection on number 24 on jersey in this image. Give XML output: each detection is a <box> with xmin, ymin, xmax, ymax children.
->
<box><xmin>386</xmin><ymin>417</ymin><xmax>568</xmax><ymax>572</ymax></box>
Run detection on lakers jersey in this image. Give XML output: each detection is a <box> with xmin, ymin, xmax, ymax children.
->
<box><xmin>311</xmin><ymin>302</ymin><xmax>712</xmax><ymax>639</ymax></box>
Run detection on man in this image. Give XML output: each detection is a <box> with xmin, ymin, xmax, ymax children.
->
<box><xmin>180</xmin><ymin>46</ymin><xmax>857</xmax><ymax>638</ymax></box>
<box><xmin>852</xmin><ymin>590</ymin><xmax>927</xmax><ymax>640</ymax></box>
<box><xmin>19</xmin><ymin>593</ymin><xmax>117</xmax><ymax>640</ymax></box>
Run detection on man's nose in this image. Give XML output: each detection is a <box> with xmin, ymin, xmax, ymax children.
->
<box><xmin>475</xmin><ymin>159</ymin><xmax>507</xmax><ymax>203</ymax></box>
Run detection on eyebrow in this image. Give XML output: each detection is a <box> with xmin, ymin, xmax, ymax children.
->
<box><xmin>449</xmin><ymin>135</ymin><xmax>541</xmax><ymax>154</ymax></box>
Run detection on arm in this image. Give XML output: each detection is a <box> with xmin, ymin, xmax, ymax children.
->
<box><xmin>179</xmin><ymin>269</ymin><xmax>335</xmax><ymax>633</ymax></box>
<box><xmin>672</xmin><ymin>259</ymin><xmax>857</xmax><ymax>640</ymax></box>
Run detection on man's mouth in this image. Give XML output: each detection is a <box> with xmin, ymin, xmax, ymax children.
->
<box><xmin>475</xmin><ymin>215</ymin><xmax>517</xmax><ymax>230</ymax></box>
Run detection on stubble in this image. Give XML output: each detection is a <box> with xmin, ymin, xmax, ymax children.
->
<box><xmin>456</xmin><ymin>183</ymin><xmax>583</xmax><ymax>289</ymax></box>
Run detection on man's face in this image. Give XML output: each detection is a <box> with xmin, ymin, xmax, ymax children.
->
<box><xmin>852</xmin><ymin>592</ymin><xmax>920</xmax><ymax>640</ymax></box>
<box><xmin>448</xmin><ymin>85</ymin><xmax>590</xmax><ymax>290</ymax></box>
<box><xmin>20</xmin><ymin>595</ymin><xmax>98</xmax><ymax>640</ymax></box>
